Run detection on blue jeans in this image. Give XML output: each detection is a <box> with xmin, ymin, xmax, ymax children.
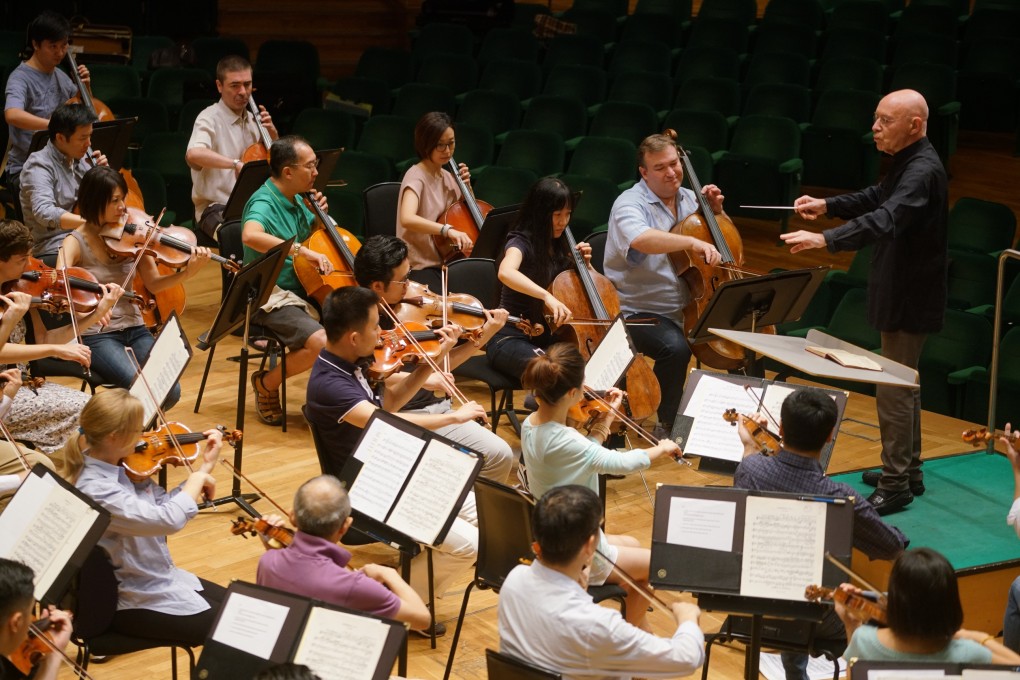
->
<box><xmin>83</xmin><ymin>326</ymin><xmax>181</xmax><ymax>410</ymax></box>
<box><xmin>625</xmin><ymin>313</ymin><xmax>692</xmax><ymax>427</ymax></box>
<box><xmin>1005</xmin><ymin>575</ymin><xmax>1020</xmax><ymax>653</ymax></box>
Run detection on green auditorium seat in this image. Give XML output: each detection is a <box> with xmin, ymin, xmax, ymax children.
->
<box><xmin>588</xmin><ymin>101</ymin><xmax>659</xmax><ymax>147</ymax></box>
<box><xmin>919</xmin><ymin>309</ymin><xmax>994</xmax><ymax>417</ymax></box>
<box><xmin>947</xmin><ymin>197</ymin><xmax>1017</xmax><ymax>256</ymax></box>
<box><xmin>292</xmin><ymin>108</ymin><xmax>357</xmax><ymax>152</ymax></box>
<box><xmin>558</xmin><ymin>174</ymin><xmax>620</xmax><ymax>239</ymax></box>
<box><xmin>456</xmin><ymin>89</ymin><xmax>522</xmax><ymax>139</ymax></box>
<box><xmin>495</xmin><ymin>130</ymin><xmax>565</xmax><ymax>178</ymax></box>
<box><xmin>742</xmin><ymin>83</ymin><xmax>811</xmax><ymax>124</ymax></box>
<box><xmin>391</xmin><ymin>83</ymin><xmax>457</xmax><ymax>120</ymax></box>
<box><xmin>661</xmin><ymin>109</ymin><xmax>729</xmax><ymax>159</ymax></box>
<box><xmin>473</xmin><ymin>166</ymin><xmax>538</xmax><ymax>210</ymax></box>
<box><xmin>565</xmin><ymin>136</ymin><xmax>638</xmax><ymax>190</ymax></box>
<box><xmin>800</xmin><ymin>88</ymin><xmax>880</xmax><ymax>190</ymax></box>
<box><xmin>354</xmin><ymin>47</ymin><xmax>411</xmax><ymax>90</ymax></box>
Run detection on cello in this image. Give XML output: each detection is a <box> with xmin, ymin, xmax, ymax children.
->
<box><xmin>241</xmin><ymin>94</ymin><xmax>273</xmax><ymax>164</ymax></box>
<box><xmin>433</xmin><ymin>158</ymin><xmax>493</xmax><ymax>264</ymax></box>
<box><xmin>547</xmin><ymin>226</ymin><xmax>661</xmax><ymax>424</ymax></box>
<box><xmin>292</xmin><ymin>192</ymin><xmax>362</xmax><ymax>306</ymax></box>
<box><xmin>664</xmin><ymin>129</ymin><xmax>774</xmax><ymax>370</ymax></box>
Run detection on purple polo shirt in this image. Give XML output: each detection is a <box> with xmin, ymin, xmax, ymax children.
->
<box><xmin>256</xmin><ymin>531</ymin><xmax>402</xmax><ymax>619</ymax></box>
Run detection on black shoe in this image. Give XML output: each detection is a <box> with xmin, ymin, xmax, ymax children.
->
<box><xmin>411</xmin><ymin>621</ymin><xmax>447</xmax><ymax>639</ymax></box>
<box><xmin>867</xmin><ymin>488</ymin><xmax>913</xmax><ymax>515</ymax></box>
<box><xmin>862</xmin><ymin>471</ymin><xmax>925</xmax><ymax>496</ymax></box>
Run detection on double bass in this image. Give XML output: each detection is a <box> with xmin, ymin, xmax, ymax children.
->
<box><xmin>665</xmin><ymin>130</ymin><xmax>774</xmax><ymax>370</ymax></box>
<box><xmin>433</xmin><ymin>158</ymin><xmax>493</xmax><ymax>264</ymax></box>
<box><xmin>547</xmin><ymin>226</ymin><xmax>661</xmax><ymax>424</ymax></box>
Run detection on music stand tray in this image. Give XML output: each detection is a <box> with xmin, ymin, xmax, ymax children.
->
<box><xmin>471</xmin><ymin>203</ymin><xmax>520</xmax><ymax>261</ymax></box>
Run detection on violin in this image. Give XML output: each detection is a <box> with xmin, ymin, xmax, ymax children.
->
<box><xmin>397</xmin><ymin>280</ymin><xmax>542</xmax><ymax>338</ymax></box>
<box><xmin>230</xmin><ymin>516</ymin><xmax>294</xmax><ymax>548</ymax></box>
<box><xmin>723</xmin><ymin>408</ymin><xmax>781</xmax><ymax>456</ymax></box>
<box><xmin>7</xmin><ymin>617</ymin><xmax>52</xmax><ymax>675</ymax></box>
<box><xmin>241</xmin><ymin>94</ymin><xmax>273</xmax><ymax>164</ymax></box>
<box><xmin>368</xmin><ymin>321</ymin><xmax>443</xmax><ymax>381</ymax></box>
<box><xmin>101</xmin><ymin>207</ymin><xmax>238</xmax><ymax>272</ymax></box>
<box><xmin>664</xmin><ymin>130</ymin><xmax>775</xmax><ymax>370</ymax></box>
<box><xmin>433</xmin><ymin>158</ymin><xmax>493</xmax><ymax>264</ymax></box>
<box><xmin>962</xmin><ymin>427</ymin><xmax>1020</xmax><ymax>447</ymax></box>
<box><xmin>293</xmin><ymin>191</ymin><xmax>362</xmax><ymax>305</ymax></box>
<box><xmin>119</xmin><ymin>423</ymin><xmax>242</xmax><ymax>481</ymax></box>
<box><xmin>547</xmin><ymin>226</ymin><xmax>661</xmax><ymax>423</ymax></box>
<box><xmin>567</xmin><ymin>391</ymin><xmax>613</xmax><ymax>430</ymax></box>
<box><xmin>804</xmin><ymin>584</ymin><xmax>887</xmax><ymax>625</ymax></box>
<box><xmin>5</xmin><ymin>256</ymin><xmax>148</xmax><ymax>314</ymax></box>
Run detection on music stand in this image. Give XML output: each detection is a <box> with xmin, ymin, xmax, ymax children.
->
<box><xmin>312</xmin><ymin>148</ymin><xmax>342</xmax><ymax>191</ymax></box>
<box><xmin>223</xmin><ymin>161</ymin><xmax>272</xmax><ymax>224</ymax></box>
<box><xmin>194</xmin><ymin>238</ymin><xmax>293</xmax><ymax>516</ymax></box>
<box><xmin>470</xmin><ymin>203</ymin><xmax>521</xmax><ymax>261</ymax></box>
<box><xmin>27</xmin><ymin>118</ymin><xmax>134</xmax><ymax>170</ymax></box>
<box><xmin>687</xmin><ymin>266</ymin><xmax>830</xmax><ymax>371</ymax></box>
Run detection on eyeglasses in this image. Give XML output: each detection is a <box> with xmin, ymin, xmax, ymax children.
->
<box><xmin>288</xmin><ymin>158</ymin><xmax>320</xmax><ymax>170</ymax></box>
<box><xmin>434</xmin><ymin>141</ymin><xmax>456</xmax><ymax>152</ymax></box>
<box><xmin>873</xmin><ymin>115</ymin><xmax>898</xmax><ymax>126</ymax></box>
<box><xmin>390</xmin><ymin>273</ymin><xmax>412</xmax><ymax>287</ymax></box>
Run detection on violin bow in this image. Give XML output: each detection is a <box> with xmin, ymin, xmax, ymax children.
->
<box><xmin>823</xmin><ymin>551</ymin><xmax>887</xmax><ymax>606</ymax></box>
<box><xmin>0</xmin><ymin>416</ymin><xmax>34</xmax><ymax>471</ymax></box>
<box><xmin>118</xmin><ymin>207</ymin><xmax>167</xmax><ymax>293</ymax></box>
<box><xmin>742</xmin><ymin>384</ymin><xmax>781</xmax><ymax>432</ymax></box>
<box><xmin>218</xmin><ymin>459</ymin><xmax>290</xmax><ymax>517</ymax></box>
<box><xmin>56</xmin><ymin>245</ymin><xmax>90</xmax><ymax>379</ymax></box>
<box><xmin>377</xmin><ymin>299</ymin><xmax>475</xmax><ymax>412</ymax></box>
<box><xmin>440</xmin><ymin>265</ymin><xmax>451</xmax><ymax>374</ymax></box>
<box><xmin>513</xmin><ymin>488</ymin><xmax>676</xmax><ymax>617</ymax></box>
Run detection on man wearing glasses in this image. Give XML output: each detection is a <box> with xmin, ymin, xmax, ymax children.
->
<box><xmin>780</xmin><ymin>89</ymin><xmax>948</xmax><ymax>516</ymax></box>
<box><xmin>241</xmin><ymin>135</ymin><xmax>332</xmax><ymax>425</ymax></box>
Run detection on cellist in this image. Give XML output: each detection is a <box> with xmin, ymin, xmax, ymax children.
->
<box><xmin>185</xmin><ymin>55</ymin><xmax>278</xmax><ymax>241</ymax></box>
<box><xmin>604</xmin><ymin>133</ymin><xmax>726</xmax><ymax>436</ymax></box>
<box><xmin>2</xmin><ymin>11</ymin><xmax>90</xmax><ymax>198</ymax></box>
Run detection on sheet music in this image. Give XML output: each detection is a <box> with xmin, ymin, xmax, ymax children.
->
<box><xmin>740</xmin><ymin>496</ymin><xmax>826</xmax><ymax>600</ymax></box>
<box><xmin>759</xmin><ymin>383</ymin><xmax>795</xmax><ymax>430</ymax></box>
<box><xmin>682</xmin><ymin>376</ymin><xmax>751</xmax><ymax>461</ymax></box>
<box><xmin>666</xmin><ymin>496</ymin><xmax>736</xmax><ymax>552</ymax></box>
<box><xmin>0</xmin><ymin>472</ymin><xmax>101</xmax><ymax>600</ymax></box>
<box><xmin>292</xmin><ymin>606</ymin><xmax>389</xmax><ymax>680</ymax></box>
<box><xmin>210</xmin><ymin>591</ymin><xmax>290</xmax><ymax>660</ymax></box>
<box><xmin>387</xmin><ymin>439</ymin><xmax>476</xmax><ymax>545</ymax></box>
<box><xmin>129</xmin><ymin>314</ymin><xmax>189</xmax><ymax>427</ymax></box>
<box><xmin>584</xmin><ymin>317</ymin><xmax>634</xmax><ymax>391</ymax></box>
<box><xmin>348</xmin><ymin>417</ymin><xmax>423</xmax><ymax>521</ymax></box>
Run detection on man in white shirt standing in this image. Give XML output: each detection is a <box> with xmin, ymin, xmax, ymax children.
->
<box><xmin>185</xmin><ymin>55</ymin><xmax>278</xmax><ymax>240</ymax></box>
<box><xmin>498</xmin><ymin>484</ymin><xmax>705</xmax><ymax>680</ymax></box>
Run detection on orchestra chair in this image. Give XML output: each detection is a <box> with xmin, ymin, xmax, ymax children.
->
<box><xmin>193</xmin><ymin>219</ymin><xmax>290</xmax><ymax>431</ymax></box>
<box><xmin>362</xmin><ymin>182</ymin><xmax>401</xmax><ymax>241</ymax></box>
<box><xmin>70</xmin><ymin>546</ymin><xmax>196</xmax><ymax>679</ymax></box>
<box><xmin>443</xmin><ymin>478</ymin><xmax>624</xmax><ymax>679</ymax></box>
<box><xmin>446</xmin><ymin>258</ymin><xmax>526</xmax><ymax>434</ymax></box>
<box><xmin>486</xmin><ymin>650</ymin><xmax>562</xmax><ymax>680</ymax></box>
<box><xmin>585</xmin><ymin>229</ymin><xmax>608</xmax><ymax>276</ymax></box>
<box><xmin>299</xmin><ymin>407</ymin><xmax>416</xmax><ymax>672</ymax></box>
<box><xmin>701</xmin><ymin>615</ymin><xmax>846</xmax><ymax>680</ymax></box>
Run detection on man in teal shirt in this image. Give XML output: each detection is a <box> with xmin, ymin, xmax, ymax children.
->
<box><xmin>241</xmin><ymin>135</ymin><xmax>333</xmax><ymax>425</ymax></box>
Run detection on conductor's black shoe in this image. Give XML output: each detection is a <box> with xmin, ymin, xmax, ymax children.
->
<box><xmin>862</xmin><ymin>471</ymin><xmax>926</xmax><ymax>496</ymax></box>
<box><xmin>867</xmin><ymin>488</ymin><xmax>913</xmax><ymax>516</ymax></box>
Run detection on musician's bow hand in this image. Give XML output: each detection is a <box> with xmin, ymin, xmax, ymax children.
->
<box><xmin>779</xmin><ymin>230</ymin><xmax>826</xmax><ymax>254</ymax></box>
<box><xmin>701</xmin><ymin>184</ymin><xmax>725</xmax><ymax>214</ymax></box>
<box><xmin>672</xmin><ymin>601</ymin><xmax>701</xmax><ymax>626</ymax></box>
<box><xmin>446</xmin><ymin>226</ymin><xmax>474</xmax><ymax>255</ymax></box>
<box><xmin>793</xmin><ymin>195</ymin><xmax>827</xmax><ymax>220</ymax></box>
<box><xmin>452</xmin><ymin>400</ymin><xmax>488</xmax><ymax>426</ymax></box>
<box><xmin>691</xmin><ymin>239</ymin><xmax>721</xmax><ymax>266</ymax></box>
<box><xmin>0</xmin><ymin>368</ymin><xmax>21</xmax><ymax>400</ymax></box>
<box><xmin>544</xmin><ymin>294</ymin><xmax>572</xmax><ymax>326</ymax></box>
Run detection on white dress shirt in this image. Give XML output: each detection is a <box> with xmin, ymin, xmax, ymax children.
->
<box><xmin>498</xmin><ymin>560</ymin><xmax>705</xmax><ymax>680</ymax></box>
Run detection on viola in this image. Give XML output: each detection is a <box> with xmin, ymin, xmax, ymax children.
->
<box><xmin>7</xmin><ymin>617</ymin><xmax>52</xmax><ymax>675</ymax></box>
<box><xmin>664</xmin><ymin>130</ymin><xmax>775</xmax><ymax>370</ymax></box>
<box><xmin>369</xmin><ymin>321</ymin><xmax>443</xmax><ymax>381</ymax></box>
<box><xmin>230</xmin><ymin>516</ymin><xmax>294</xmax><ymax>548</ymax></box>
<box><xmin>804</xmin><ymin>584</ymin><xmax>887</xmax><ymax>625</ymax></box>
<box><xmin>723</xmin><ymin>408</ymin><xmax>781</xmax><ymax>456</ymax></box>
<box><xmin>547</xmin><ymin>226</ymin><xmax>661</xmax><ymax>424</ymax></box>
<box><xmin>397</xmin><ymin>280</ymin><xmax>542</xmax><ymax>338</ymax></box>
<box><xmin>567</xmin><ymin>391</ymin><xmax>613</xmax><ymax>429</ymax></box>
<box><xmin>433</xmin><ymin>158</ymin><xmax>493</xmax><ymax>264</ymax></box>
<box><xmin>241</xmin><ymin>94</ymin><xmax>273</xmax><ymax>164</ymax></box>
<box><xmin>293</xmin><ymin>192</ymin><xmax>362</xmax><ymax>305</ymax></box>
<box><xmin>962</xmin><ymin>426</ymin><xmax>1020</xmax><ymax>447</ymax></box>
<box><xmin>119</xmin><ymin>423</ymin><xmax>242</xmax><ymax>481</ymax></box>
<box><xmin>2</xmin><ymin>256</ymin><xmax>148</xmax><ymax>314</ymax></box>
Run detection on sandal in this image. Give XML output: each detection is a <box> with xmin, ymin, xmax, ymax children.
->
<box><xmin>251</xmin><ymin>370</ymin><xmax>283</xmax><ymax>426</ymax></box>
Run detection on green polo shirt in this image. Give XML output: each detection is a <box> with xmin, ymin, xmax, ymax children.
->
<box><xmin>241</xmin><ymin>178</ymin><xmax>315</xmax><ymax>294</ymax></box>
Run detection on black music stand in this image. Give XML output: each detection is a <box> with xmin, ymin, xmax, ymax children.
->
<box><xmin>687</xmin><ymin>266</ymin><xmax>830</xmax><ymax>371</ymax></box>
<box><xmin>470</xmin><ymin>203</ymin><xmax>521</xmax><ymax>261</ymax></box>
<box><xmin>193</xmin><ymin>239</ymin><xmax>293</xmax><ymax>516</ymax></box>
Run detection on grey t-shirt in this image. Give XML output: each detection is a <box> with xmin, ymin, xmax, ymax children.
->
<box><xmin>4</xmin><ymin>62</ymin><xmax>77</xmax><ymax>176</ymax></box>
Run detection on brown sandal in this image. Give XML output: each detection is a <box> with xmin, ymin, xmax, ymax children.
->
<box><xmin>251</xmin><ymin>369</ymin><xmax>283</xmax><ymax>425</ymax></box>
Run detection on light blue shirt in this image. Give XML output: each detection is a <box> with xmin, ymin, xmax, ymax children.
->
<box><xmin>845</xmin><ymin>625</ymin><xmax>992</xmax><ymax>664</ymax></box>
<box><xmin>19</xmin><ymin>139</ymin><xmax>91</xmax><ymax>256</ymax></box>
<box><xmin>605</xmin><ymin>179</ymin><xmax>699</xmax><ymax>322</ymax></box>
<box><xmin>75</xmin><ymin>456</ymin><xmax>209</xmax><ymax>615</ymax></box>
